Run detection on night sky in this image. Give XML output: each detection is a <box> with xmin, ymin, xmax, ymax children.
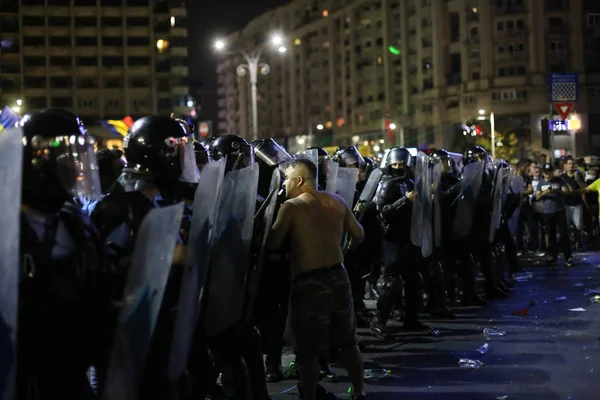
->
<box><xmin>187</xmin><ymin>0</ymin><xmax>289</xmax><ymax>129</ymax></box>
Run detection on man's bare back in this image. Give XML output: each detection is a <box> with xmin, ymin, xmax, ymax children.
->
<box><xmin>269</xmin><ymin>189</ymin><xmax>364</xmax><ymax>276</ymax></box>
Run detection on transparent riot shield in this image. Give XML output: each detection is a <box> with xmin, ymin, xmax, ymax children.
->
<box><xmin>452</xmin><ymin>160</ymin><xmax>485</xmax><ymax>239</ymax></box>
<box><xmin>306</xmin><ymin>148</ymin><xmax>319</xmax><ymax>183</ymax></box>
<box><xmin>335</xmin><ymin>167</ymin><xmax>359</xmax><ymax>207</ymax></box>
<box><xmin>432</xmin><ymin>159</ymin><xmax>443</xmax><ymax>249</ymax></box>
<box><xmin>0</xmin><ymin>127</ymin><xmax>23</xmax><ymax>400</ymax></box>
<box><xmin>325</xmin><ymin>160</ymin><xmax>339</xmax><ymax>194</ymax></box>
<box><xmin>168</xmin><ymin>158</ymin><xmax>226</xmax><ymax>382</ymax></box>
<box><xmin>244</xmin><ymin>168</ymin><xmax>281</xmax><ymax>322</ymax></box>
<box><xmin>103</xmin><ymin>202</ymin><xmax>185</xmax><ymax>400</ymax></box>
<box><xmin>354</xmin><ymin>168</ymin><xmax>383</xmax><ymax>221</ymax></box>
<box><xmin>410</xmin><ymin>152</ymin><xmax>433</xmax><ymax>258</ymax></box>
<box><xmin>203</xmin><ymin>163</ymin><xmax>260</xmax><ymax>337</ymax></box>
<box><xmin>488</xmin><ymin>166</ymin><xmax>505</xmax><ymax>242</ymax></box>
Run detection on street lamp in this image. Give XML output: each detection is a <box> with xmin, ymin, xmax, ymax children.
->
<box><xmin>214</xmin><ymin>34</ymin><xmax>287</xmax><ymax>141</ymax></box>
<box><xmin>479</xmin><ymin>109</ymin><xmax>496</xmax><ymax>159</ymax></box>
<box><xmin>316</xmin><ymin>124</ymin><xmax>324</xmax><ymax>130</ymax></box>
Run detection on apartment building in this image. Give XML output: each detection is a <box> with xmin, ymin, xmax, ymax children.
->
<box><xmin>216</xmin><ymin>0</ymin><xmax>600</xmax><ymax>156</ymax></box>
<box><xmin>0</xmin><ymin>0</ymin><xmax>190</xmax><ymax>129</ymax></box>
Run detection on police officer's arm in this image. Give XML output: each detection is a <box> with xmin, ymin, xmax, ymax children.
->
<box><xmin>344</xmin><ymin>201</ymin><xmax>364</xmax><ymax>249</ymax></box>
<box><xmin>267</xmin><ymin>202</ymin><xmax>292</xmax><ymax>250</ymax></box>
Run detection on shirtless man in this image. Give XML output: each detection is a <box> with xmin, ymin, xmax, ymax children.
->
<box><xmin>268</xmin><ymin>158</ymin><xmax>366</xmax><ymax>400</ymax></box>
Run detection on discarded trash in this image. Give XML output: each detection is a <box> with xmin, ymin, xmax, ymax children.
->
<box><xmin>283</xmin><ymin>361</ymin><xmax>297</xmax><ymax>379</ymax></box>
<box><xmin>528</xmin><ymin>300</ymin><xmax>537</xmax><ymax>307</ymax></box>
<box><xmin>280</xmin><ymin>385</ymin><xmax>297</xmax><ymax>395</ymax></box>
<box><xmin>511</xmin><ymin>308</ymin><xmax>530</xmax><ymax>316</ymax></box>
<box><xmin>458</xmin><ymin>358</ymin><xmax>485</xmax><ymax>369</ymax></box>
<box><xmin>430</xmin><ymin>328</ymin><xmax>440</xmax><ymax>337</ymax></box>
<box><xmin>584</xmin><ymin>288</ymin><xmax>600</xmax><ymax>296</ymax></box>
<box><xmin>477</xmin><ymin>343</ymin><xmax>489</xmax><ymax>354</ymax></box>
<box><xmin>512</xmin><ymin>272</ymin><xmax>533</xmax><ymax>280</ymax></box>
<box><xmin>483</xmin><ymin>328</ymin><xmax>506</xmax><ymax>338</ymax></box>
<box><xmin>364</xmin><ymin>369</ymin><xmax>392</xmax><ymax>379</ymax></box>
<box><xmin>574</xmin><ymin>283</ymin><xmax>584</xmax><ymax>287</ymax></box>
<box><xmin>569</xmin><ymin>308</ymin><xmax>586</xmax><ymax>312</ymax></box>
<box><xmin>555</xmin><ymin>296</ymin><xmax>567</xmax><ymax>302</ymax></box>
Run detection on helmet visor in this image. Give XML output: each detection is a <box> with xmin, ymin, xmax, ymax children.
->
<box><xmin>30</xmin><ymin>134</ymin><xmax>101</xmax><ymax>199</ymax></box>
<box><xmin>255</xmin><ymin>140</ymin><xmax>293</xmax><ymax>166</ymax></box>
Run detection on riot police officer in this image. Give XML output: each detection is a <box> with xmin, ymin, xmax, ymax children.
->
<box><xmin>17</xmin><ymin>108</ymin><xmax>103</xmax><ymax>398</ymax></box>
<box><xmin>371</xmin><ymin>148</ymin><xmax>429</xmax><ymax>339</ymax></box>
<box><xmin>251</xmin><ymin>138</ymin><xmax>293</xmax><ymax>382</ymax></box>
<box><xmin>204</xmin><ymin>133</ymin><xmax>272</xmax><ymax>400</ymax></box>
<box><xmin>463</xmin><ymin>146</ymin><xmax>508</xmax><ymax>300</ymax></box>
<box><xmin>194</xmin><ymin>141</ymin><xmax>212</xmax><ymax>173</ymax></box>
<box><xmin>90</xmin><ymin>115</ymin><xmax>194</xmax><ymax>397</ymax></box>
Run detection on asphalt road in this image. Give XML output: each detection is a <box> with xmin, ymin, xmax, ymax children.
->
<box><xmin>268</xmin><ymin>252</ymin><xmax>600</xmax><ymax>400</ymax></box>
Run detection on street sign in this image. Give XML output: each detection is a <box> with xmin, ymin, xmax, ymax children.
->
<box><xmin>553</xmin><ymin>102</ymin><xmax>574</xmax><ymax>121</ymax></box>
<box><xmin>549</xmin><ymin>73</ymin><xmax>578</xmax><ymax>102</ymax></box>
<box><xmin>198</xmin><ymin>121</ymin><xmax>211</xmax><ymax>138</ymax></box>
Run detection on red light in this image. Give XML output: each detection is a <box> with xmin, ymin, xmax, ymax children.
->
<box><xmin>475</xmin><ymin>125</ymin><xmax>482</xmax><ymax>135</ymax></box>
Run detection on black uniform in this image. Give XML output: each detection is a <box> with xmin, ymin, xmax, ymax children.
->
<box><xmin>17</xmin><ymin>109</ymin><xmax>104</xmax><ymax>399</ymax></box>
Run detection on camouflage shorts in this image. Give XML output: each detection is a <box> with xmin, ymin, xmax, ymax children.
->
<box><xmin>285</xmin><ymin>264</ymin><xmax>357</xmax><ymax>359</ymax></box>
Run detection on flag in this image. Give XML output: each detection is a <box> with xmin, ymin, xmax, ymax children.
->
<box><xmin>98</xmin><ymin>116</ymin><xmax>135</xmax><ymax>137</ymax></box>
<box><xmin>0</xmin><ymin>106</ymin><xmax>20</xmax><ymax>132</ymax></box>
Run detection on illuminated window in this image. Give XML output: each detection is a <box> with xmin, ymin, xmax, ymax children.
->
<box><xmin>294</xmin><ymin>38</ymin><xmax>301</xmax><ymax>46</ymax></box>
<box><xmin>325</xmin><ymin>121</ymin><xmax>333</xmax><ymax>129</ymax></box>
<box><xmin>156</xmin><ymin>39</ymin><xmax>169</xmax><ymax>52</ymax></box>
<box><xmin>377</xmin><ymin>56</ymin><xmax>383</xmax><ymax>65</ymax></box>
<box><xmin>170</xmin><ymin>17</ymin><xmax>175</xmax><ymax>27</ymax></box>
<box><xmin>323</xmin><ymin>10</ymin><xmax>329</xmax><ymax>17</ymax></box>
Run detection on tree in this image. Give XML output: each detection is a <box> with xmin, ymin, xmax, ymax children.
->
<box><xmin>473</xmin><ymin>130</ymin><xmax>523</xmax><ymax>164</ymax></box>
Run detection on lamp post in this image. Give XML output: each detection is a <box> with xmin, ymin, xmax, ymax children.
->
<box><xmin>214</xmin><ymin>35</ymin><xmax>286</xmax><ymax>141</ymax></box>
<box><xmin>479</xmin><ymin>109</ymin><xmax>496</xmax><ymax>159</ymax></box>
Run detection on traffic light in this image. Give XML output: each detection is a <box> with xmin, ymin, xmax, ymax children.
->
<box><xmin>475</xmin><ymin>125</ymin><xmax>482</xmax><ymax>136</ymax></box>
<box><xmin>541</xmin><ymin>118</ymin><xmax>550</xmax><ymax>149</ymax></box>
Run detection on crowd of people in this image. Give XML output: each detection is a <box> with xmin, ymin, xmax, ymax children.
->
<box><xmin>3</xmin><ymin>107</ymin><xmax>600</xmax><ymax>400</ymax></box>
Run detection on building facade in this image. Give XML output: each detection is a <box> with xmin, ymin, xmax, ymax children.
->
<box><xmin>0</xmin><ymin>0</ymin><xmax>190</xmax><ymax>128</ymax></box>
<box><xmin>216</xmin><ymin>0</ymin><xmax>600</xmax><ymax>156</ymax></box>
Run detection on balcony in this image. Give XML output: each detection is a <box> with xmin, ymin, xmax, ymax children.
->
<box><xmin>494</xmin><ymin>5</ymin><xmax>527</xmax><ymax>16</ymax></box>
<box><xmin>496</xmin><ymin>29</ymin><xmax>529</xmax><ymax>38</ymax></box>
<box><xmin>464</xmin><ymin>36</ymin><xmax>480</xmax><ymax>45</ymax></box>
<box><xmin>548</xmin><ymin>25</ymin><xmax>570</xmax><ymax>36</ymax></box>
<box><xmin>545</xmin><ymin>0</ymin><xmax>569</xmax><ymax>12</ymax></box>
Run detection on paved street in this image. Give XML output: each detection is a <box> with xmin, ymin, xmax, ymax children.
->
<box><xmin>268</xmin><ymin>252</ymin><xmax>600</xmax><ymax>400</ymax></box>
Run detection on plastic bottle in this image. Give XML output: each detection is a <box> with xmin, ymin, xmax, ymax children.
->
<box><xmin>364</xmin><ymin>369</ymin><xmax>392</xmax><ymax>379</ymax></box>
<box><xmin>477</xmin><ymin>343</ymin><xmax>489</xmax><ymax>354</ymax></box>
<box><xmin>482</xmin><ymin>328</ymin><xmax>506</xmax><ymax>338</ymax></box>
<box><xmin>458</xmin><ymin>358</ymin><xmax>485</xmax><ymax>369</ymax></box>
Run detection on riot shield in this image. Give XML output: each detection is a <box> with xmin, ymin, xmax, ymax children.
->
<box><xmin>0</xmin><ymin>127</ymin><xmax>23</xmax><ymax>400</ymax></box>
<box><xmin>410</xmin><ymin>152</ymin><xmax>433</xmax><ymax>258</ymax></box>
<box><xmin>510</xmin><ymin>174</ymin><xmax>524</xmax><ymax>195</ymax></box>
<box><xmin>353</xmin><ymin>168</ymin><xmax>383</xmax><ymax>221</ymax></box>
<box><xmin>296</xmin><ymin>149</ymin><xmax>319</xmax><ymax>183</ymax></box>
<box><xmin>103</xmin><ymin>202</ymin><xmax>185</xmax><ymax>400</ymax></box>
<box><xmin>325</xmin><ymin>160</ymin><xmax>339</xmax><ymax>194</ymax></box>
<box><xmin>202</xmin><ymin>163</ymin><xmax>259</xmax><ymax>337</ymax></box>
<box><xmin>168</xmin><ymin>159</ymin><xmax>226</xmax><ymax>382</ymax></box>
<box><xmin>488</xmin><ymin>166</ymin><xmax>505</xmax><ymax>242</ymax></box>
<box><xmin>244</xmin><ymin>168</ymin><xmax>281</xmax><ymax>322</ymax></box>
<box><xmin>452</xmin><ymin>160</ymin><xmax>484</xmax><ymax>238</ymax></box>
<box><xmin>432</xmin><ymin>160</ymin><xmax>443</xmax><ymax>248</ymax></box>
<box><xmin>335</xmin><ymin>167</ymin><xmax>359</xmax><ymax>207</ymax></box>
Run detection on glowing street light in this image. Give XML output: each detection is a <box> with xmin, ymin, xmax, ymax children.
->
<box><xmin>16</xmin><ymin>99</ymin><xmax>22</xmax><ymax>106</ymax></box>
<box><xmin>478</xmin><ymin>109</ymin><xmax>496</xmax><ymax>159</ymax></box>
<box><xmin>389</xmin><ymin>123</ymin><xmax>397</xmax><ymax>130</ymax></box>
<box><xmin>316</xmin><ymin>124</ymin><xmax>324</xmax><ymax>130</ymax></box>
<box><xmin>271</xmin><ymin>34</ymin><xmax>283</xmax><ymax>46</ymax></box>
<box><xmin>214</xmin><ymin>39</ymin><xmax>225</xmax><ymax>50</ymax></box>
<box><xmin>214</xmin><ymin>34</ymin><xmax>287</xmax><ymax>140</ymax></box>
